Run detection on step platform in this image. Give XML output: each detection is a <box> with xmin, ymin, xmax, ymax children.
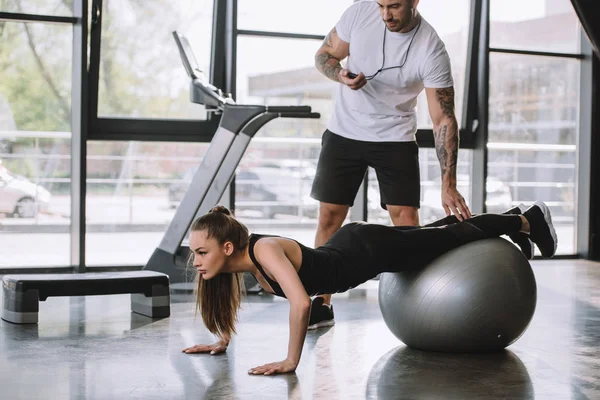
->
<box><xmin>1</xmin><ymin>271</ymin><xmax>170</xmax><ymax>324</ymax></box>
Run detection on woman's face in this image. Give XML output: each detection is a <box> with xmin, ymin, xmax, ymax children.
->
<box><xmin>189</xmin><ymin>230</ymin><xmax>231</xmax><ymax>280</ymax></box>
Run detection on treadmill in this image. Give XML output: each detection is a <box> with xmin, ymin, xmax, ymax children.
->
<box><xmin>144</xmin><ymin>31</ymin><xmax>320</xmax><ymax>286</ymax></box>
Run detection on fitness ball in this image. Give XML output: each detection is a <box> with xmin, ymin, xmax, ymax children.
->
<box><xmin>378</xmin><ymin>238</ymin><xmax>537</xmax><ymax>352</ymax></box>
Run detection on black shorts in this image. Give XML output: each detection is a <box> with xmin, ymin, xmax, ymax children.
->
<box><xmin>310</xmin><ymin>130</ymin><xmax>420</xmax><ymax>209</ymax></box>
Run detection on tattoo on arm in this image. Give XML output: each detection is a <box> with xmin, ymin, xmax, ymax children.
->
<box><xmin>433</xmin><ymin>88</ymin><xmax>459</xmax><ymax>187</ymax></box>
<box><xmin>435</xmin><ymin>87</ymin><xmax>456</xmax><ymax>119</ymax></box>
<box><xmin>315</xmin><ymin>28</ymin><xmax>342</xmax><ymax>82</ymax></box>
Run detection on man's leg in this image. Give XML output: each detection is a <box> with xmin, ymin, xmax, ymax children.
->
<box><xmin>369</xmin><ymin>141</ymin><xmax>421</xmax><ymax>227</ymax></box>
<box><xmin>309</xmin><ymin>130</ymin><xmax>367</xmax><ymax>329</ymax></box>
<box><xmin>387</xmin><ymin>205</ymin><xmax>420</xmax><ymax>226</ymax></box>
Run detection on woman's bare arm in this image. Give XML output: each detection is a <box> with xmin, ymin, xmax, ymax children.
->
<box><xmin>248</xmin><ymin>238</ymin><xmax>311</xmax><ymax>375</ymax></box>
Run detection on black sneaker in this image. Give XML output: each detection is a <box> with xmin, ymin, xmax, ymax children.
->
<box><xmin>504</xmin><ymin>204</ymin><xmax>535</xmax><ymax>260</ymax></box>
<box><xmin>523</xmin><ymin>201</ymin><xmax>558</xmax><ymax>258</ymax></box>
<box><xmin>308</xmin><ymin>297</ymin><xmax>335</xmax><ymax>330</ymax></box>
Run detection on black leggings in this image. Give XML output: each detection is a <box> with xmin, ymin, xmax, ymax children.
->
<box><xmin>425</xmin><ymin>213</ymin><xmax>522</xmax><ymax>238</ymax></box>
<box><xmin>376</xmin><ymin>214</ymin><xmax>523</xmax><ymax>272</ymax></box>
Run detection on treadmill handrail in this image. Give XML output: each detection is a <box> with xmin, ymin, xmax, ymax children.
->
<box><xmin>264</xmin><ymin>105</ymin><xmax>313</xmax><ymax>113</ymax></box>
<box><xmin>278</xmin><ymin>112</ymin><xmax>321</xmax><ymax>119</ymax></box>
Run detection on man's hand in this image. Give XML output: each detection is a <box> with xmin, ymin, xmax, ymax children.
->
<box><xmin>425</xmin><ymin>86</ymin><xmax>471</xmax><ymax>221</ymax></box>
<box><xmin>339</xmin><ymin>69</ymin><xmax>367</xmax><ymax>90</ymax></box>
<box><xmin>441</xmin><ymin>186</ymin><xmax>471</xmax><ymax>221</ymax></box>
<box><xmin>248</xmin><ymin>358</ymin><xmax>297</xmax><ymax>376</ymax></box>
<box><xmin>182</xmin><ymin>341</ymin><xmax>228</xmax><ymax>355</ymax></box>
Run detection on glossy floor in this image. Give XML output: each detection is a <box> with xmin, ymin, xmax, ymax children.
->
<box><xmin>1</xmin><ymin>260</ymin><xmax>599</xmax><ymax>400</ymax></box>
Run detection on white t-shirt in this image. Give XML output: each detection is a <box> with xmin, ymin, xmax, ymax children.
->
<box><xmin>328</xmin><ymin>0</ymin><xmax>454</xmax><ymax>142</ymax></box>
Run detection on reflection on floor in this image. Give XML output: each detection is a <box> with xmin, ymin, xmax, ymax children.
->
<box><xmin>1</xmin><ymin>260</ymin><xmax>599</xmax><ymax>399</ymax></box>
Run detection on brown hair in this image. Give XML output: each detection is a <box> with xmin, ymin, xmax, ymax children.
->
<box><xmin>190</xmin><ymin>206</ymin><xmax>248</xmax><ymax>339</ymax></box>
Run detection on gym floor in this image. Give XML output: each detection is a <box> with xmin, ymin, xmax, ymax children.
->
<box><xmin>1</xmin><ymin>260</ymin><xmax>599</xmax><ymax>400</ymax></box>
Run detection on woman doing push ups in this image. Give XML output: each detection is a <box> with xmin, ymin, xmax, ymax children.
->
<box><xmin>182</xmin><ymin>202</ymin><xmax>557</xmax><ymax>376</ymax></box>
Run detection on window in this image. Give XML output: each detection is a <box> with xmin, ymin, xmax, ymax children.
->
<box><xmin>0</xmin><ymin>0</ymin><xmax>73</xmax><ymax>16</ymax></box>
<box><xmin>415</xmin><ymin>0</ymin><xmax>471</xmax><ymax>129</ymax></box>
<box><xmin>0</xmin><ymin>21</ymin><xmax>72</xmax><ymax>268</ymax></box>
<box><xmin>235</xmin><ymin>34</ymin><xmax>334</xmax><ymax>243</ymax></box>
<box><xmin>97</xmin><ymin>0</ymin><xmax>214</xmax><ymax>120</ymax></box>
<box><xmin>488</xmin><ymin>53</ymin><xmax>580</xmax><ymax>255</ymax></box>
<box><xmin>236</xmin><ymin>35</ymin><xmax>332</xmax><ymax>138</ymax></box>
<box><xmin>234</xmin><ymin>132</ymin><xmax>321</xmax><ymax>246</ymax></box>
<box><xmin>85</xmin><ymin>141</ymin><xmax>210</xmax><ymax>266</ymax></box>
<box><xmin>237</xmin><ymin>0</ymin><xmax>354</xmax><ymax>35</ymax></box>
<box><xmin>490</xmin><ymin>0</ymin><xmax>581</xmax><ymax>53</ymax></box>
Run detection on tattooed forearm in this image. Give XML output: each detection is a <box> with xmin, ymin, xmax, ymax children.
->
<box><xmin>435</xmin><ymin>87</ymin><xmax>456</xmax><ymax>118</ymax></box>
<box><xmin>315</xmin><ymin>28</ymin><xmax>342</xmax><ymax>82</ymax></box>
<box><xmin>315</xmin><ymin>53</ymin><xmax>342</xmax><ymax>81</ymax></box>
<box><xmin>432</xmin><ymin>87</ymin><xmax>459</xmax><ymax>188</ymax></box>
<box><xmin>434</xmin><ymin>123</ymin><xmax>458</xmax><ymax>186</ymax></box>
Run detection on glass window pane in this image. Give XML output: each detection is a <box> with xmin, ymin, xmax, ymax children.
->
<box><xmin>97</xmin><ymin>0</ymin><xmax>213</xmax><ymax>120</ymax></box>
<box><xmin>415</xmin><ymin>0</ymin><xmax>470</xmax><ymax>129</ymax></box>
<box><xmin>237</xmin><ymin>36</ymin><xmax>331</xmax><ymax>137</ymax></box>
<box><xmin>0</xmin><ymin>0</ymin><xmax>73</xmax><ymax>16</ymax></box>
<box><xmin>0</xmin><ymin>22</ymin><xmax>72</xmax><ymax>268</ymax></box>
<box><xmin>86</xmin><ymin>141</ymin><xmax>210</xmax><ymax>266</ymax></box>
<box><xmin>491</xmin><ymin>0</ymin><xmax>581</xmax><ymax>53</ymax></box>
<box><xmin>235</xmin><ymin>133</ymin><xmax>321</xmax><ymax>247</ymax></box>
<box><xmin>238</xmin><ymin>0</ymin><xmax>353</xmax><ymax>35</ymax></box>
<box><xmin>367</xmin><ymin>149</ymin><xmax>474</xmax><ymax>225</ymax></box>
<box><xmin>488</xmin><ymin>53</ymin><xmax>580</xmax><ymax>255</ymax></box>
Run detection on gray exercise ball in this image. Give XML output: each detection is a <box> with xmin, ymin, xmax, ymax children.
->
<box><xmin>378</xmin><ymin>238</ymin><xmax>537</xmax><ymax>352</ymax></box>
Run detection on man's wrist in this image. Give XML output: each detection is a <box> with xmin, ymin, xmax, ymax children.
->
<box><xmin>334</xmin><ymin>66</ymin><xmax>343</xmax><ymax>82</ymax></box>
<box><xmin>442</xmin><ymin>179</ymin><xmax>457</xmax><ymax>190</ymax></box>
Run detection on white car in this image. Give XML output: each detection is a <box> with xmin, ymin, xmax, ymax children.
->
<box><xmin>0</xmin><ymin>167</ymin><xmax>51</xmax><ymax>218</ymax></box>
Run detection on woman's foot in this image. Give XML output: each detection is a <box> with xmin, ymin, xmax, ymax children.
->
<box><xmin>505</xmin><ymin>204</ymin><xmax>535</xmax><ymax>260</ymax></box>
<box><xmin>523</xmin><ymin>201</ymin><xmax>558</xmax><ymax>258</ymax></box>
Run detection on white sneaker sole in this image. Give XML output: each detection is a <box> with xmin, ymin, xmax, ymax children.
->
<box><xmin>534</xmin><ymin>201</ymin><xmax>558</xmax><ymax>256</ymax></box>
<box><xmin>307</xmin><ymin>320</ymin><xmax>335</xmax><ymax>330</ymax></box>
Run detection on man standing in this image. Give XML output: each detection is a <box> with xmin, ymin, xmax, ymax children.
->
<box><xmin>308</xmin><ymin>0</ymin><xmax>472</xmax><ymax>329</ymax></box>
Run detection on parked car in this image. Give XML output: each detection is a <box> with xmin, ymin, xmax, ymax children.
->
<box><xmin>0</xmin><ymin>166</ymin><xmax>51</xmax><ymax>218</ymax></box>
<box><xmin>168</xmin><ymin>165</ymin><xmax>318</xmax><ymax>219</ymax></box>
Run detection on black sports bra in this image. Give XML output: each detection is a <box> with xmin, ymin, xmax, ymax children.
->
<box><xmin>247</xmin><ymin>234</ymin><xmax>287</xmax><ymax>297</ymax></box>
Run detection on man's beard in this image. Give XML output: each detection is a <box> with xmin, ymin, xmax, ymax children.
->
<box><xmin>384</xmin><ymin>16</ymin><xmax>410</xmax><ymax>32</ymax></box>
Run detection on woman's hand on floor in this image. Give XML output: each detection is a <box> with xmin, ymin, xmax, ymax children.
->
<box><xmin>182</xmin><ymin>342</ymin><xmax>227</xmax><ymax>355</ymax></box>
<box><xmin>248</xmin><ymin>359</ymin><xmax>297</xmax><ymax>376</ymax></box>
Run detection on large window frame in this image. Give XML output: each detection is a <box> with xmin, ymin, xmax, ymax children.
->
<box><xmin>476</xmin><ymin>0</ymin><xmax>589</xmax><ymax>258</ymax></box>
<box><xmin>0</xmin><ymin>7</ymin><xmax>83</xmax><ymax>273</ymax></box>
<box><xmin>1</xmin><ymin>0</ymin><xmax>597</xmax><ymax>273</ymax></box>
<box><xmin>86</xmin><ymin>0</ymin><xmax>222</xmax><ymax>142</ymax></box>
